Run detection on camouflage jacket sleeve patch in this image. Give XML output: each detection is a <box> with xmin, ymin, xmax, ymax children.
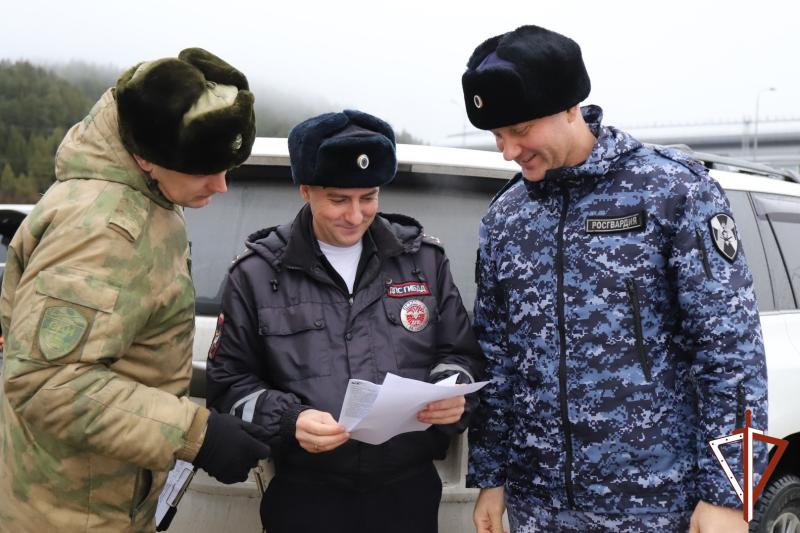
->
<box><xmin>38</xmin><ymin>306</ymin><xmax>89</xmax><ymax>360</ymax></box>
<box><xmin>32</xmin><ymin>268</ymin><xmax>120</xmax><ymax>361</ymax></box>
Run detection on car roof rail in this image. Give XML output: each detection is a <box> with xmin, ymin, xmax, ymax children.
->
<box><xmin>647</xmin><ymin>143</ymin><xmax>800</xmax><ymax>184</ymax></box>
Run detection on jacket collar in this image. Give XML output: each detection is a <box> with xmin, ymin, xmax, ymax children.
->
<box><xmin>276</xmin><ymin>205</ymin><xmax>423</xmax><ymax>272</ymax></box>
<box><xmin>524</xmin><ymin>104</ymin><xmax>642</xmax><ymax>196</ymax></box>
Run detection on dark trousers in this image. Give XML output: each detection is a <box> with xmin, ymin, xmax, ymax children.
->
<box><xmin>260</xmin><ymin>462</ymin><xmax>442</xmax><ymax>533</ymax></box>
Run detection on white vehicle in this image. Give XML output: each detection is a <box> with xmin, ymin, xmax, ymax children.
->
<box><xmin>0</xmin><ymin>143</ymin><xmax>797</xmax><ymax>532</ymax></box>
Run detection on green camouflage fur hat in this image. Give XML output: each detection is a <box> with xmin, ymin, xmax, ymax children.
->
<box><xmin>116</xmin><ymin>47</ymin><xmax>255</xmax><ymax>175</ymax></box>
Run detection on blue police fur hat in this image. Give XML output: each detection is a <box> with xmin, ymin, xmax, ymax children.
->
<box><xmin>116</xmin><ymin>47</ymin><xmax>255</xmax><ymax>174</ymax></box>
<box><xmin>462</xmin><ymin>25</ymin><xmax>591</xmax><ymax>130</ymax></box>
<box><xmin>288</xmin><ymin>109</ymin><xmax>397</xmax><ymax>188</ymax></box>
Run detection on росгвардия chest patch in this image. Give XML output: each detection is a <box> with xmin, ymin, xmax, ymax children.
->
<box><xmin>585</xmin><ymin>211</ymin><xmax>646</xmax><ymax>234</ymax></box>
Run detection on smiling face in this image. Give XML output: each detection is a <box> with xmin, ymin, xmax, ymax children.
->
<box><xmin>491</xmin><ymin>105</ymin><xmax>590</xmax><ymax>182</ymax></box>
<box><xmin>134</xmin><ymin>156</ymin><xmax>228</xmax><ymax>208</ymax></box>
<box><xmin>300</xmin><ymin>185</ymin><xmax>380</xmax><ymax>247</ymax></box>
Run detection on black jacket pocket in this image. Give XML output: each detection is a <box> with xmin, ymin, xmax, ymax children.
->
<box><xmin>258</xmin><ymin>303</ymin><xmax>332</xmax><ymax>380</ymax></box>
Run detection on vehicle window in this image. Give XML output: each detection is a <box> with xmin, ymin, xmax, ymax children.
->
<box><xmin>752</xmin><ymin>193</ymin><xmax>800</xmax><ymax>309</ymax></box>
<box><xmin>185</xmin><ymin>166</ymin><xmax>509</xmax><ymax>315</ymax></box>
<box><xmin>726</xmin><ymin>191</ymin><xmax>774</xmax><ymax>311</ymax></box>
<box><xmin>1</xmin><ymin>216</ymin><xmax>22</xmax><ymax>266</ymax></box>
<box><xmin>185</xmin><ymin>165</ymin><xmax>299</xmax><ymax>315</ymax></box>
<box><xmin>1</xmin><ymin>234</ymin><xmax>12</xmax><ymax>266</ymax></box>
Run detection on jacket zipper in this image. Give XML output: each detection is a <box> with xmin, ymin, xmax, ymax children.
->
<box><xmin>556</xmin><ymin>190</ymin><xmax>575</xmax><ymax>509</ymax></box>
<box><xmin>735</xmin><ymin>382</ymin><xmax>745</xmax><ymax>428</ymax></box>
<box><xmin>625</xmin><ymin>278</ymin><xmax>651</xmax><ymax>382</ymax></box>
<box><xmin>695</xmin><ymin>229</ymin><xmax>713</xmax><ymax>280</ymax></box>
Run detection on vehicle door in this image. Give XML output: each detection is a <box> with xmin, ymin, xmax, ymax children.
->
<box><xmin>749</xmin><ymin>191</ymin><xmax>800</xmax><ymax>441</ymax></box>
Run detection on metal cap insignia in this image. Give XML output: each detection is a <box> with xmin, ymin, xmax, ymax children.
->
<box><xmin>232</xmin><ymin>133</ymin><xmax>243</xmax><ymax>151</ymax></box>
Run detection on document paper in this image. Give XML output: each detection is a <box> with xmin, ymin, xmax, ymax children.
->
<box><xmin>338</xmin><ymin>372</ymin><xmax>487</xmax><ymax>445</ymax></box>
<box><xmin>155</xmin><ymin>459</ymin><xmax>195</xmax><ymax>531</ymax></box>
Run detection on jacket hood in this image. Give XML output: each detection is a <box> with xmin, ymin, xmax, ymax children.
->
<box><xmin>54</xmin><ymin>89</ymin><xmax>173</xmax><ymax>209</ymax></box>
<box><xmin>244</xmin><ymin>205</ymin><xmax>425</xmax><ymax>271</ymax></box>
<box><xmin>491</xmin><ymin>105</ymin><xmax>644</xmax><ymax>205</ymax></box>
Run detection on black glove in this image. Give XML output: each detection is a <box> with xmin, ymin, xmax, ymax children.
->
<box><xmin>193</xmin><ymin>411</ymin><xmax>271</xmax><ymax>484</ymax></box>
<box><xmin>427</xmin><ymin>369</ymin><xmax>479</xmax><ymax>435</ymax></box>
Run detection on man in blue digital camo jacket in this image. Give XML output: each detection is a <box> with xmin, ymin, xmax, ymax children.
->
<box><xmin>462</xmin><ymin>25</ymin><xmax>767</xmax><ymax>533</ymax></box>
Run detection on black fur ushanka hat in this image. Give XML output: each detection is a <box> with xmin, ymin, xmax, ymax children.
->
<box><xmin>116</xmin><ymin>47</ymin><xmax>255</xmax><ymax>175</ymax></box>
<box><xmin>288</xmin><ymin>109</ymin><xmax>397</xmax><ymax>188</ymax></box>
<box><xmin>462</xmin><ymin>25</ymin><xmax>591</xmax><ymax>130</ymax></box>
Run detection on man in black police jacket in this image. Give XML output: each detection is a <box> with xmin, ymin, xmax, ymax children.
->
<box><xmin>206</xmin><ymin>109</ymin><xmax>484</xmax><ymax>533</ymax></box>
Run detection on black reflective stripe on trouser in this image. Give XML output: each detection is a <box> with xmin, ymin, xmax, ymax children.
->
<box><xmin>230</xmin><ymin>389</ymin><xmax>267</xmax><ymax>422</ymax></box>
<box><xmin>556</xmin><ymin>189</ymin><xmax>575</xmax><ymax>509</ymax></box>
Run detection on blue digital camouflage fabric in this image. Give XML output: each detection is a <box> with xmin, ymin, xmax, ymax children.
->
<box><xmin>506</xmin><ymin>502</ymin><xmax>691</xmax><ymax>533</ymax></box>
<box><xmin>467</xmin><ymin>105</ymin><xmax>767</xmax><ymax>526</ymax></box>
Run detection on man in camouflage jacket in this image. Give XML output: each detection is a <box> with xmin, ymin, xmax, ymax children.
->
<box><xmin>0</xmin><ymin>48</ymin><xmax>269</xmax><ymax>532</ymax></box>
<box><xmin>461</xmin><ymin>26</ymin><xmax>767</xmax><ymax>532</ymax></box>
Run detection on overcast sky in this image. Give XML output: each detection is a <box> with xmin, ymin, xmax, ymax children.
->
<box><xmin>2</xmin><ymin>0</ymin><xmax>797</xmax><ymax>145</ymax></box>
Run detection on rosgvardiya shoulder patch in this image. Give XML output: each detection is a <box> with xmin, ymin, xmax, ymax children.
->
<box><xmin>38</xmin><ymin>306</ymin><xmax>89</xmax><ymax>360</ymax></box>
<box><xmin>709</xmin><ymin>213</ymin><xmax>739</xmax><ymax>262</ymax></box>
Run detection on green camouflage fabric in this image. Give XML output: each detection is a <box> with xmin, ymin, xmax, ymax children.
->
<box><xmin>0</xmin><ymin>89</ymin><xmax>209</xmax><ymax>532</ymax></box>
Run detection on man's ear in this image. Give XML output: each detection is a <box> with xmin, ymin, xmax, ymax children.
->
<box><xmin>565</xmin><ymin>105</ymin><xmax>581</xmax><ymax>123</ymax></box>
<box><xmin>133</xmin><ymin>154</ymin><xmax>154</xmax><ymax>173</ymax></box>
<box><xmin>299</xmin><ymin>185</ymin><xmax>311</xmax><ymax>203</ymax></box>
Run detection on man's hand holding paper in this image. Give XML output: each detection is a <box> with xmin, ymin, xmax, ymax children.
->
<box><xmin>417</xmin><ymin>395</ymin><xmax>467</xmax><ymax>425</ymax></box>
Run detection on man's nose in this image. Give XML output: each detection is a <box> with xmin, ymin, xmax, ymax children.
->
<box><xmin>501</xmin><ymin>139</ymin><xmax>522</xmax><ymax>162</ymax></box>
<box><xmin>208</xmin><ymin>171</ymin><xmax>228</xmax><ymax>194</ymax></box>
<box><xmin>344</xmin><ymin>201</ymin><xmax>363</xmax><ymax>225</ymax></box>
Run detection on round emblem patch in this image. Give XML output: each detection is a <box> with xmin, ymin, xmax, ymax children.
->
<box><xmin>473</xmin><ymin>94</ymin><xmax>483</xmax><ymax>109</ymax></box>
<box><xmin>357</xmin><ymin>154</ymin><xmax>370</xmax><ymax>169</ymax></box>
<box><xmin>400</xmin><ymin>299</ymin><xmax>429</xmax><ymax>332</ymax></box>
